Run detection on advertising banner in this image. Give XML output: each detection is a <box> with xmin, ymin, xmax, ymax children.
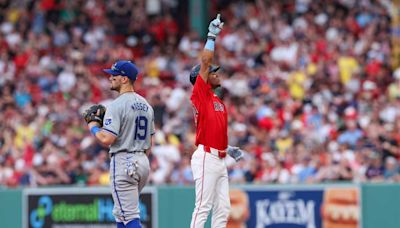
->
<box><xmin>227</xmin><ymin>186</ymin><xmax>360</xmax><ymax>228</ymax></box>
<box><xmin>24</xmin><ymin>187</ymin><xmax>156</xmax><ymax>228</ymax></box>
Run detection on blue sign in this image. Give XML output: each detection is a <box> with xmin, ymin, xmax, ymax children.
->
<box><xmin>27</xmin><ymin>193</ymin><xmax>153</xmax><ymax>228</ymax></box>
<box><xmin>246</xmin><ymin>189</ymin><xmax>323</xmax><ymax>228</ymax></box>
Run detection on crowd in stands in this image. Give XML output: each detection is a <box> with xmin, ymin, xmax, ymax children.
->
<box><xmin>0</xmin><ymin>0</ymin><xmax>399</xmax><ymax>188</ymax></box>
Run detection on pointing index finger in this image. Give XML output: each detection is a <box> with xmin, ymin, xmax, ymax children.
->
<box><xmin>217</xmin><ymin>14</ymin><xmax>221</xmax><ymax>20</ymax></box>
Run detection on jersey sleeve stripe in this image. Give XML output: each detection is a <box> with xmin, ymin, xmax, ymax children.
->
<box><xmin>103</xmin><ymin>128</ymin><xmax>118</xmax><ymax>136</ymax></box>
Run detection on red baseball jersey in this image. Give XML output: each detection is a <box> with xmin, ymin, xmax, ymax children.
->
<box><xmin>191</xmin><ymin>75</ymin><xmax>228</xmax><ymax>150</ymax></box>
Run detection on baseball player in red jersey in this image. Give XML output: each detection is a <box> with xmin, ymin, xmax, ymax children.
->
<box><xmin>189</xmin><ymin>14</ymin><xmax>244</xmax><ymax>228</ymax></box>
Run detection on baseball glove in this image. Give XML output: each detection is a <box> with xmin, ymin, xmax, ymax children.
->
<box><xmin>83</xmin><ymin>104</ymin><xmax>106</xmax><ymax>125</ymax></box>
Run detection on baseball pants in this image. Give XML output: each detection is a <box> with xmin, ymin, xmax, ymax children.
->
<box><xmin>110</xmin><ymin>151</ymin><xmax>150</xmax><ymax>225</ymax></box>
<box><xmin>190</xmin><ymin>145</ymin><xmax>231</xmax><ymax>228</ymax></box>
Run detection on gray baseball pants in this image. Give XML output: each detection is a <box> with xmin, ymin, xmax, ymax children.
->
<box><xmin>110</xmin><ymin>151</ymin><xmax>150</xmax><ymax>224</ymax></box>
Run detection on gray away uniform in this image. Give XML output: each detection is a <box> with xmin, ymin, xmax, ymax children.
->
<box><xmin>102</xmin><ymin>92</ymin><xmax>155</xmax><ymax>224</ymax></box>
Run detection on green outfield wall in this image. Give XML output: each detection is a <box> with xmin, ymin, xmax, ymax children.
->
<box><xmin>0</xmin><ymin>188</ymin><xmax>22</xmax><ymax>228</ymax></box>
<box><xmin>157</xmin><ymin>186</ymin><xmax>211</xmax><ymax>228</ymax></box>
<box><xmin>1</xmin><ymin>184</ymin><xmax>400</xmax><ymax>228</ymax></box>
<box><xmin>362</xmin><ymin>183</ymin><xmax>400</xmax><ymax>228</ymax></box>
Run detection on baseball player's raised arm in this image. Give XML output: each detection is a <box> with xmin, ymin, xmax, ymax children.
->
<box><xmin>199</xmin><ymin>14</ymin><xmax>224</xmax><ymax>83</ymax></box>
<box><xmin>199</xmin><ymin>50</ymin><xmax>213</xmax><ymax>83</ymax></box>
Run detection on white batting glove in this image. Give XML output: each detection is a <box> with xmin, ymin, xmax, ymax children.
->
<box><xmin>227</xmin><ymin>145</ymin><xmax>244</xmax><ymax>162</ymax></box>
<box><xmin>208</xmin><ymin>14</ymin><xmax>224</xmax><ymax>39</ymax></box>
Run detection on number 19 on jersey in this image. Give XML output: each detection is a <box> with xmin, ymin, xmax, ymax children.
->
<box><xmin>134</xmin><ymin>116</ymin><xmax>148</xmax><ymax>140</ymax></box>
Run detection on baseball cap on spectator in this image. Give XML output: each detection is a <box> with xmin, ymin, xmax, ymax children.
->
<box><xmin>233</xmin><ymin>122</ymin><xmax>247</xmax><ymax>133</ymax></box>
<box><xmin>314</xmin><ymin>13</ymin><xmax>328</xmax><ymax>26</ymax></box>
<box><xmin>103</xmin><ymin>60</ymin><xmax>139</xmax><ymax>81</ymax></box>
<box><xmin>292</xmin><ymin>119</ymin><xmax>303</xmax><ymax>130</ymax></box>
<box><xmin>363</xmin><ymin>80</ymin><xmax>376</xmax><ymax>90</ymax></box>
<box><xmin>394</xmin><ymin>67</ymin><xmax>400</xmax><ymax>80</ymax></box>
<box><xmin>344</xmin><ymin>106</ymin><xmax>357</xmax><ymax>120</ymax></box>
<box><xmin>386</xmin><ymin>156</ymin><xmax>397</xmax><ymax>165</ymax></box>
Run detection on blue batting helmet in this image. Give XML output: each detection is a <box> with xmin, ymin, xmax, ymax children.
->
<box><xmin>189</xmin><ymin>64</ymin><xmax>220</xmax><ymax>85</ymax></box>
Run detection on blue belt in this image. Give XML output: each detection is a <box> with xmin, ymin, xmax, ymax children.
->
<box><xmin>111</xmin><ymin>149</ymin><xmax>145</xmax><ymax>157</ymax></box>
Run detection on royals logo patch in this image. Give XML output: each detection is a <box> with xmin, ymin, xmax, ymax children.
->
<box><xmin>104</xmin><ymin>118</ymin><xmax>112</xmax><ymax>125</ymax></box>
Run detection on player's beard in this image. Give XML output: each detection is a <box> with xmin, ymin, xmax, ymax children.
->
<box><xmin>211</xmin><ymin>81</ymin><xmax>221</xmax><ymax>89</ymax></box>
<box><xmin>110</xmin><ymin>80</ymin><xmax>121</xmax><ymax>92</ymax></box>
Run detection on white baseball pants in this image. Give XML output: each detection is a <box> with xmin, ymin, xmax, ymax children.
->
<box><xmin>190</xmin><ymin>145</ymin><xmax>231</xmax><ymax>228</ymax></box>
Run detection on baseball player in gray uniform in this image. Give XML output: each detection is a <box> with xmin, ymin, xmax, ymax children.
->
<box><xmin>83</xmin><ymin>60</ymin><xmax>155</xmax><ymax>228</ymax></box>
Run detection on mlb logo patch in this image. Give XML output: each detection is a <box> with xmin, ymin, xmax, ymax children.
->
<box><xmin>104</xmin><ymin>118</ymin><xmax>112</xmax><ymax>125</ymax></box>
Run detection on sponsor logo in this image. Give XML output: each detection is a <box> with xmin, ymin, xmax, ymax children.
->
<box><xmin>256</xmin><ymin>191</ymin><xmax>316</xmax><ymax>228</ymax></box>
<box><xmin>30</xmin><ymin>196</ymin><xmax>52</xmax><ymax>228</ymax></box>
<box><xmin>27</xmin><ymin>192</ymin><xmax>154</xmax><ymax>228</ymax></box>
<box><xmin>29</xmin><ymin>196</ymin><xmax>114</xmax><ymax>228</ymax></box>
